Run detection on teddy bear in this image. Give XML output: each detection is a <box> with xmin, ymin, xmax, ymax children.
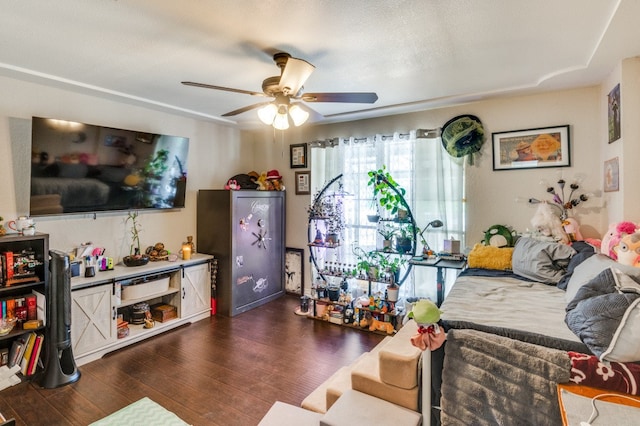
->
<box><xmin>407</xmin><ymin>299</ymin><xmax>446</xmax><ymax>351</ymax></box>
<box><xmin>530</xmin><ymin>202</ymin><xmax>569</xmax><ymax>244</ymax></box>
<box><xmin>601</xmin><ymin>221</ymin><xmax>638</xmax><ymax>260</ymax></box>
<box><xmin>614</xmin><ymin>232</ymin><xmax>640</xmax><ymax>267</ymax></box>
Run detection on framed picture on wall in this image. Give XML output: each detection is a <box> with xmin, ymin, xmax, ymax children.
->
<box><xmin>285</xmin><ymin>247</ymin><xmax>304</xmax><ymax>295</ymax></box>
<box><xmin>290</xmin><ymin>143</ymin><xmax>307</xmax><ymax>168</ymax></box>
<box><xmin>295</xmin><ymin>171</ymin><xmax>311</xmax><ymax>195</ymax></box>
<box><xmin>492</xmin><ymin>125</ymin><xmax>570</xmax><ymax>171</ymax></box>
<box><xmin>608</xmin><ymin>83</ymin><xmax>621</xmax><ymax>143</ymax></box>
<box><xmin>604</xmin><ymin>157</ymin><xmax>619</xmax><ymax>192</ymax></box>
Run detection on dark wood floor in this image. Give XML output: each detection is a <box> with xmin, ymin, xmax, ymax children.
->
<box><xmin>0</xmin><ymin>295</ymin><xmax>385</xmax><ymax>425</ymax></box>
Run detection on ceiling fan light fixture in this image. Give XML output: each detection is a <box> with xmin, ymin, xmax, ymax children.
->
<box><xmin>288</xmin><ymin>104</ymin><xmax>309</xmax><ymax>127</ymax></box>
<box><xmin>257</xmin><ymin>103</ymin><xmax>278</xmax><ymax>125</ymax></box>
<box><xmin>273</xmin><ymin>107</ymin><xmax>290</xmax><ymax>130</ymax></box>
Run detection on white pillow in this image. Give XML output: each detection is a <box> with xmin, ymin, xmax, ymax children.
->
<box><xmin>565</xmin><ymin>254</ymin><xmax>640</xmax><ymax>303</ymax></box>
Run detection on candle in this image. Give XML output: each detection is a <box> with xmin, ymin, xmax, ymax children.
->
<box><xmin>182</xmin><ymin>243</ymin><xmax>192</xmax><ymax>260</ymax></box>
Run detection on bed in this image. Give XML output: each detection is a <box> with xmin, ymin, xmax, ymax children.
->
<box><xmin>432</xmin><ymin>239</ymin><xmax>640</xmax><ymax>425</ymax></box>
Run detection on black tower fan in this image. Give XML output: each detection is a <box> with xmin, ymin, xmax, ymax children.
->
<box><xmin>39</xmin><ymin>250</ymin><xmax>80</xmax><ymax>388</ymax></box>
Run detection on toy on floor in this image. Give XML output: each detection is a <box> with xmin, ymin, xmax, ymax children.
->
<box><xmin>601</xmin><ymin>221</ymin><xmax>638</xmax><ymax>260</ymax></box>
<box><xmin>407</xmin><ymin>299</ymin><xmax>445</xmax><ymax>351</ymax></box>
<box><xmin>369</xmin><ymin>317</ymin><xmax>395</xmax><ymax>334</ymax></box>
<box><xmin>614</xmin><ymin>232</ymin><xmax>640</xmax><ymax>267</ymax></box>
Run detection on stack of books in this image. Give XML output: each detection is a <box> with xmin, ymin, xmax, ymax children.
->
<box><xmin>1</xmin><ymin>332</ymin><xmax>44</xmax><ymax>390</ymax></box>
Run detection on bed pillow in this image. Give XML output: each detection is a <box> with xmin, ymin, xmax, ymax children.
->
<box><xmin>511</xmin><ymin>237</ymin><xmax>575</xmax><ymax>284</ymax></box>
<box><xmin>467</xmin><ymin>243</ymin><xmax>513</xmax><ymax>270</ymax></box>
<box><xmin>565</xmin><ymin>254</ymin><xmax>640</xmax><ymax>303</ymax></box>
<box><xmin>565</xmin><ymin>267</ymin><xmax>640</xmax><ymax>362</ymax></box>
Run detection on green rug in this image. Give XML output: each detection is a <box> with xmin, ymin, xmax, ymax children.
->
<box><xmin>90</xmin><ymin>397</ymin><xmax>190</xmax><ymax>426</ymax></box>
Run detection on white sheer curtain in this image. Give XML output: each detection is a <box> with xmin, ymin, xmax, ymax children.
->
<box><xmin>310</xmin><ymin>131</ymin><xmax>464</xmax><ymax>302</ymax></box>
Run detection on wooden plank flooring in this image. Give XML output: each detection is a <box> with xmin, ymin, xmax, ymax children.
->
<box><xmin>0</xmin><ymin>294</ymin><xmax>385</xmax><ymax>425</ymax></box>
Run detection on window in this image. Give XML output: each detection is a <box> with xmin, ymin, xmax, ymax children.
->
<box><xmin>310</xmin><ymin>131</ymin><xmax>464</xmax><ymax>301</ymax></box>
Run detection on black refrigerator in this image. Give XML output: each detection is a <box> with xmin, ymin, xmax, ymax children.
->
<box><xmin>197</xmin><ymin>190</ymin><xmax>285</xmax><ymax>316</ymax></box>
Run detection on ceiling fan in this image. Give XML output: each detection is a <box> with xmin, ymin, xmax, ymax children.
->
<box><xmin>182</xmin><ymin>52</ymin><xmax>378</xmax><ymax>129</ymax></box>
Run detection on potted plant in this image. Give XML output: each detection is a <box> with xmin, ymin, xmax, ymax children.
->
<box><xmin>377</xmin><ymin>224</ymin><xmax>397</xmax><ymax>251</ymax></box>
<box><xmin>380</xmin><ymin>255</ymin><xmax>406</xmax><ymax>301</ymax></box>
<box><xmin>367</xmin><ymin>166</ymin><xmax>407</xmax><ymax>218</ymax></box>
<box><xmin>322</xmin><ymin>195</ymin><xmax>345</xmax><ymax>245</ymax></box>
<box><xmin>123</xmin><ymin>211</ymin><xmax>150</xmax><ymax>267</ymax></box>
<box><xmin>396</xmin><ymin>225</ymin><xmax>415</xmax><ymax>254</ymax></box>
<box><xmin>353</xmin><ymin>247</ymin><xmax>381</xmax><ymax>280</ymax></box>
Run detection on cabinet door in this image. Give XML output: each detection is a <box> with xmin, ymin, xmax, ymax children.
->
<box><xmin>181</xmin><ymin>263</ymin><xmax>210</xmax><ymax>318</ymax></box>
<box><xmin>71</xmin><ymin>284</ymin><xmax>116</xmax><ymax>357</ymax></box>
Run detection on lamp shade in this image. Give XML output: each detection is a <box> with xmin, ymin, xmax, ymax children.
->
<box><xmin>272</xmin><ymin>107</ymin><xmax>290</xmax><ymax>130</ymax></box>
<box><xmin>257</xmin><ymin>104</ymin><xmax>278</xmax><ymax>125</ymax></box>
<box><xmin>289</xmin><ymin>104</ymin><xmax>309</xmax><ymax>126</ymax></box>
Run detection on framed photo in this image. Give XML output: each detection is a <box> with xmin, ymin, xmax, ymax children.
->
<box><xmin>290</xmin><ymin>143</ymin><xmax>307</xmax><ymax>168</ymax></box>
<box><xmin>285</xmin><ymin>247</ymin><xmax>305</xmax><ymax>295</ymax></box>
<box><xmin>604</xmin><ymin>157</ymin><xmax>619</xmax><ymax>192</ymax></box>
<box><xmin>608</xmin><ymin>83</ymin><xmax>621</xmax><ymax>143</ymax></box>
<box><xmin>492</xmin><ymin>125</ymin><xmax>570</xmax><ymax>171</ymax></box>
<box><xmin>295</xmin><ymin>171</ymin><xmax>311</xmax><ymax>195</ymax></box>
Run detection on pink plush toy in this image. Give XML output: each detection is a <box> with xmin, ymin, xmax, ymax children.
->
<box><xmin>614</xmin><ymin>232</ymin><xmax>640</xmax><ymax>267</ymax></box>
<box><xmin>601</xmin><ymin>221</ymin><xmax>638</xmax><ymax>260</ymax></box>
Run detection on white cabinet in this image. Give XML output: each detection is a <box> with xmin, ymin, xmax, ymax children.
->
<box><xmin>71</xmin><ymin>283</ymin><xmax>116</xmax><ymax>358</ymax></box>
<box><xmin>70</xmin><ymin>255</ymin><xmax>213</xmax><ymax>366</ymax></box>
<box><xmin>181</xmin><ymin>262</ymin><xmax>210</xmax><ymax>319</ymax></box>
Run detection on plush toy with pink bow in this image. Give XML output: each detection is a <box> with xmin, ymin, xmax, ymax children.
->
<box><xmin>601</xmin><ymin>221</ymin><xmax>639</xmax><ymax>260</ymax></box>
<box><xmin>408</xmin><ymin>299</ymin><xmax>446</xmax><ymax>351</ymax></box>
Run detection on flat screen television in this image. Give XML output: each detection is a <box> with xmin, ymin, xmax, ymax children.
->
<box><xmin>30</xmin><ymin>117</ymin><xmax>189</xmax><ymax>216</ymax></box>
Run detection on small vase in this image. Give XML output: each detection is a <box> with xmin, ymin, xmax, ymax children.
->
<box><xmin>382</xmin><ymin>239</ymin><xmax>392</xmax><ymax>251</ymax></box>
<box><xmin>387</xmin><ymin>285</ymin><xmax>399</xmax><ymax>302</ymax></box>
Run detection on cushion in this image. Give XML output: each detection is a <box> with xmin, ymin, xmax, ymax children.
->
<box><xmin>467</xmin><ymin>243</ymin><xmax>514</xmax><ymax>270</ymax></box>
<box><xmin>565</xmin><ymin>267</ymin><xmax>640</xmax><ymax>362</ymax></box>
<box><xmin>320</xmin><ymin>389</ymin><xmax>421</xmax><ymax>426</ymax></box>
<box><xmin>258</xmin><ymin>401</ymin><xmax>322</xmax><ymax>426</ymax></box>
<box><xmin>511</xmin><ymin>237</ymin><xmax>575</xmax><ymax>284</ymax></box>
<box><xmin>565</xmin><ymin>254</ymin><xmax>640</xmax><ymax>303</ymax></box>
<box><xmin>57</xmin><ymin>162</ymin><xmax>88</xmax><ymax>178</ymax></box>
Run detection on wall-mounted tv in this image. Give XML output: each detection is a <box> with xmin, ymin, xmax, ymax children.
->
<box><xmin>30</xmin><ymin>117</ymin><xmax>189</xmax><ymax>216</ymax></box>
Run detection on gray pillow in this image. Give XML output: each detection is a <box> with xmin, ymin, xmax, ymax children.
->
<box><xmin>565</xmin><ymin>254</ymin><xmax>640</xmax><ymax>303</ymax></box>
<box><xmin>511</xmin><ymin>237</ymin><xmax>575</xmax><ymax>284</ymax></box>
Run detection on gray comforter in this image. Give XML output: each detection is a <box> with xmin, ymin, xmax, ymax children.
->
<box><xmin>441</xmin><ymin>329</ymin><xmax>571</xmax><ymax>426</ymax></box>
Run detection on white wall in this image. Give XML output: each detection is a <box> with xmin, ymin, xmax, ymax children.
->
<box><xmin>248</xmin><ymin>86</ymin><xmax>606</xmax><ymax>287</ymax></box>
<box><xmin>0</xmin><ymin>75</ymin><xmax>252</xmax><ymax>260</ymax></box>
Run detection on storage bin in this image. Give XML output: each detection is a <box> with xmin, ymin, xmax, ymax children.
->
<box><xmin>121</xmin><ymin>276</ymin><xmax>170</xmax><ymax>300</ymax></box>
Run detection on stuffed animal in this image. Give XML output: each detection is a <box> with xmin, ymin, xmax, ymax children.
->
<box><xmin>482</xmin><ymin>224</ymin><xmax>517</xmax><ymax>247</ymax></box>
<box><xmin>530</xmin><ymin>202</ymin><xmax>569</xmax><ymax>244</ymax></box>
<box><xmin>614</xmin><ymin>232</ymin><xmax>640</xmax><ymax>267</ymax></box>
<box><xmin>562</xmin><ymin>217</ymin><xmax>583</xmax><ymax>242</ymax></box>
<box><xmin>256</xmin><ymin>172</ymin><xmax>269</xmax><ymax>190</ymax></box>
<box><xmin>407</xmin><ymin>299</ymin><xmax>445</xmax><ymax>351</ymax></box>
<box><xmin>601</xmin><ymin>221</ymin><xmax>638</xmax><ymax>260</ymax></box>
<box><xmin>369</xmin><ymin>317</ymin><xmax>395</xmax><ymax>334</ymax></box>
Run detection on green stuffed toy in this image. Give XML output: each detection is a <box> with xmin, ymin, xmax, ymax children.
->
<box><xmin>407</xmin><ymin>299</ymin><xmax>446</xmax><ymax>351</ymax></box>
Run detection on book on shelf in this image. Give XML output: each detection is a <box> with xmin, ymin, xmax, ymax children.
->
<box><xmin>25</xmin><ymin>294</ymin><xmax>37</xmax><ymax>321</ymax></box>
<box><xmin>2</xmin><ymin>252</ymin><xmax>13</xmax><ymax>281</ymax></box>
<box><xmin>20</xmin><ymin>332</ymin><xmax>37</xmax><ymax>376</ymax></box>
<box><xmin>26</xmin><ymin>334</ymin><xmax>43</xmax><ymax>376</ymax></box>
<box><xmin>7</xmin><ymin>337</ymin><xmax>27</xmax><ymax>368</ymax></box>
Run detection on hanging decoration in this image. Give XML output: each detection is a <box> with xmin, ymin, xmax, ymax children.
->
<box><xmin>441</xmin><ymin>114</ymin><xmax>485</xmax><ymax>165</ymax></box>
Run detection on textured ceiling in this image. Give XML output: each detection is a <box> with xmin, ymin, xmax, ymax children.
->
<box><xmin>1</xmin><ymin>0</ymin><xmax>639</xmax><ymax>129</ymax></box>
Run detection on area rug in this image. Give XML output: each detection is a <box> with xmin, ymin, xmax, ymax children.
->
<box><xmin>90</xmin><ymin>397</ymin><xmax>190</xmax><ymax>426</ymax></box>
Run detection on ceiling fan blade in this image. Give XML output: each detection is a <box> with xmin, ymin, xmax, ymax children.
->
<box><xmin>222</xmin><ymin>101</ymin><xmax>273</xmax><ymax>117</ymax></box>
<box><xmin>182</xmin><ymin>81</ymin><xmax>267</xmax><ymax>97</ymax></box>
<box><xmin>301</xmin><ymin>92</ymin><xmax>378</xmax><ymax>103</ymax></box>
<box><xmin>278</xmin><ymin>57</ymin><xmax>315</xmax><ymax>96</ymax></box>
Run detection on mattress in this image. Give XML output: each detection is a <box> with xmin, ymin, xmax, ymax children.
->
<box><xmin>441</xmin><ymin>272</ymin><xmax>588</xmax><ymax>353</ymax></box>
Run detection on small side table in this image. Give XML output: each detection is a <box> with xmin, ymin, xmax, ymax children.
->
<box><xmin>409</xmin><ymin>257</ymin><xmax>467</xmax><ymax>306</ymax></box>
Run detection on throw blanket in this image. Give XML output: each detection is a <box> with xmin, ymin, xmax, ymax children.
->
<box><xmin>569</xmin><ymin>351</ymin><xmax>640</xmax><ymax>395</ymax></box>
<box><xmin>441</xmin><ymin>329</ymin><xmax>571</xmax><ymax>426</ymax></box>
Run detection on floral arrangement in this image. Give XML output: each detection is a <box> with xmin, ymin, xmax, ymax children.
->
<box><xmin>529</xmin><ymin>177</ymin><xmax>589</xmax><ymax>220</ymax></box>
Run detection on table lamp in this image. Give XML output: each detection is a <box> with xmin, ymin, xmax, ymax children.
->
<box><xmin>419</xmin><ymin>219</ymin><xmax>443</xmax><ymax>257</ymax></box>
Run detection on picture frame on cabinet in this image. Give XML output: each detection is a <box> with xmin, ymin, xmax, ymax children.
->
<box><xmin>295</xmin><ymin>171</ymin><xmax>311</xmax><ymax>195</ymax></box>
<box><xmin>285</xmin><ymin>247</ymin><xmax>304</xmax><ymax>295</ymax></box>
<box><xmin>290</xmin><ymin>143</ymin><xmax>307</xmax><ymax>168</ymax></box>
<box><xmin>492</xmin><ymin>125</ymin><xmax>570</xmax><ymax>171</ymax></box>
